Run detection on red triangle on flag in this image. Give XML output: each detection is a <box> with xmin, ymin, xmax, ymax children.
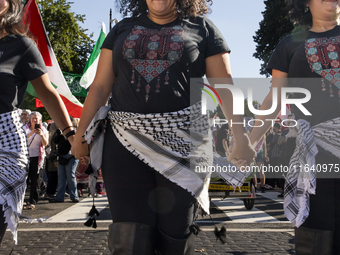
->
<box><xmin>35</xmin><ymin>98</ymin><xmax>44</xmax><ymax>108</ymax></box>
<box><xmin>23</xmin><ymin>0</ymin><xmax>52</xmax><ymax>67</ymax></box>
<box><xmin>22</xmin><ymin>0</ymin><xmax>83</xmax><ymax>118</ymax></box>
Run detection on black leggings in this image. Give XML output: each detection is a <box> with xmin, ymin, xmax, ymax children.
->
<box><xmin>0</xmin><ymin>205</ymin><xmax>7</xmax><ymax>245</ymax></box>
<box><xmin>301</xmin><ymin>150</ymin><xmax>340</xmax><ymax>252</ymax></box>
<box><xmin>28</xmin><ymin>157</ymin><xmax>39</xmax><ymax>205</ymax></box>
<box><xmin>101</xmin><ymin>125</ymin><xmax>197</xmax><ymax>239</ymax></box>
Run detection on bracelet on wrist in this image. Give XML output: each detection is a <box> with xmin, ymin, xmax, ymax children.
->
<box><xmin>62</xmin><ymin>126</ymin><xmax>73</xmax><ymax>133</ymax></box>
<box><xmin>65</xmin><ymin>130</ymin><xmax>76</xmax><ymax>139</ymax></box>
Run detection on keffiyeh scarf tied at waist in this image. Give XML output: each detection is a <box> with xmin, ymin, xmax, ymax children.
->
<box><xmin>0</xmin><ymin>110</ymin><xmax>29</xmax><ymax>244</ymax></box>
<box><xmin>284</xmin><ymin>117</ymin><xmax>340</xmax><ymax>227</ymax></box>
<box><xmin>84</xmin><ymin>103</ymin><xmax>250</xmax><ymax>214</ymax></box>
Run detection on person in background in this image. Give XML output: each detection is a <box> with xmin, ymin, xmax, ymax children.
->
<box><xmin>255</xmin><ymin>135</ymin><xmax>268</xmax><ymax>193</ymax></box>
<box><xmin>0</xmin><ymin>0</ymin><xmax>76</xmax><ymax>245</ymax></box>
<box><xmin>44</xmin><ymin>122</ymin><xmax>59</xmax><ymax>199</ymax></box>
<box><xmin>20</xmin><ymin>109</ymin><xmax>31</xmax><ymax>125</ymax></box>
<box><xmin>50</xmin><ymin>117</ymin><xmax>79</xmax><ymax>203</ymax></box>
<box><xmin>23</xmin><ymin>111</ymin><xmax>48</xmax><ymax>209</ymax></box>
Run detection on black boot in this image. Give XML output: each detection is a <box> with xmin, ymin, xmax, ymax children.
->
<box><xmin>108</xmin><ymin>222</ymin><xmax>156</xmax><ymax>255</ymax></box>
<box><xmin>295</xmin><ymin>227</ymin><xmax>333</xmax><ymax>255</ymax></box>
<box><xmin>155</xmin><ymin>229</ymin><xmax>195</xmax><ymax>255</ymax></box>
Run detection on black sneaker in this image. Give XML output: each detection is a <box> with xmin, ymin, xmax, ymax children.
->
<box><xmin>261</xmin><ymin>187</ymin><xmax>266</xmax><ymax>193</ymax></box>
<box><xmin>277</xmin><ymin>193</ymin><xmax>284</xmax><ymax>198</ymax></box>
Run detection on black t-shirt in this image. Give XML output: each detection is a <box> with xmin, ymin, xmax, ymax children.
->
<box><xmin>267</xmin><ymin>26</ymin><xmax>340</xmax><ymax>126</ymax></box>
<box><xmin>0</xmin><ymin>34</ymin><xmax>47</xmax><ymax>114</ymax></box>
<box><xmin>102</xmin><ymin>14</ymin><xmax>230</xmax><ymax>113</ymax></box>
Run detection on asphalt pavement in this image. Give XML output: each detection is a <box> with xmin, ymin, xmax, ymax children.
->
<box><xmin>0</xmin><ymin>190</ymin><xmax>295</xmax><ymax>255</ymax></box>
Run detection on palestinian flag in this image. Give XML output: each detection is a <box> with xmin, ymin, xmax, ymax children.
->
<box><xmin>79</xmin><ymin>22</ymin><xmax>106</xmax><ymax>89</ymax></box>
<box><xmin>23</xmin><ymin>0</ymin><xmax>83</xmax><ymax>118</ymax></box>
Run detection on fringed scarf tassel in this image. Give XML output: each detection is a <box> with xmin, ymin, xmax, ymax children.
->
<box><xmin>84</xmin><ymin>197</ymin><xmax>100</xmax><ymax>229</ymax></box>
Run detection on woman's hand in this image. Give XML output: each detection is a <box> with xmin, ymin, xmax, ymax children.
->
<box><xmin>34</xmin><ymin>127</ymin><xmax>43</xmax><ymax>136</ymax></box>
<box><xmin>228</xmin><ymin>133</ymin><xmax>256</xmax><ymax>168</ymax></box>
<box><xmin>71</xmin><ymin>133</ymin><xmax>89</xmax><ymax>159</ymax></box>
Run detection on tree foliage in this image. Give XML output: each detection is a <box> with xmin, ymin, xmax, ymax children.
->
<box><xmin>253</xmin><ymin>0</ymin><xmax>294</xmax><ymax>76</ymax></box>
<box><xmin>21</xmin><ymin>0</ymin><xmax>93</xmax><ymax>121</ymax></box>
<box><xmin>36</xmin><ymin>0</ymin><xmax>94</xmax><ymax>73</ymax></box>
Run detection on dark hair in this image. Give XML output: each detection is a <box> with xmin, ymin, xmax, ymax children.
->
<box><xmin>116</xmin><ymin>0</ymin><xmax>213</xmax><ymax>19</ymax></box>
<box><xmin>286</xmin><ymin>0</ymin><xmax>313</xmax><ymax>27</ymax></box>
<box><xmin>0</xmin><ymin>0</ymin><xmax>27</xmax><ymax>35</ymax></box>
<box><xmin>274</xmin><ymin>122</ymin><xmax>281</xmax><ymax>130</ymax></box>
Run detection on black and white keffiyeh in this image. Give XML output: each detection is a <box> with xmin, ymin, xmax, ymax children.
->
<box><xmin>84</xmin><ymin>103</ymin><xmax>250</xmax><ymax>213</ymax></box>
<box><xmin>284</xmin><ymin>117</ymin><xmax>340</xmax><ymax>227</ymax></box>
<box><xmin>0</xmin><ymin>110</ymin><xmax>29</xmax><ymax>244</ymax></box>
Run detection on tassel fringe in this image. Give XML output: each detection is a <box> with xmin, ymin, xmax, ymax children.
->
<box><xmin>84</xmin><ymin>198</ymin><xmax>100</xmax><ymax>228</ymax></box>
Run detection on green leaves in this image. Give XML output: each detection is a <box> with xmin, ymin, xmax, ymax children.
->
<box><xmin>253</xmin><ymin>0</ymin><xmax>294</xmax><ymax>76</ymax></box>
<box><xmin>37</xmin><ymin>0</ymin><xmax>94</xmax><ymax>74</ymax></box>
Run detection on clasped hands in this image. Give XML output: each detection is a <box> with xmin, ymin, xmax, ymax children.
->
<box><xmin>227</xmin><ymin>134</ymin><xmax>256</xmax><ymax>170</ymax></box>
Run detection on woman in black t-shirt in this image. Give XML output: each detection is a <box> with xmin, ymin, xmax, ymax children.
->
<box><xmin>237</xmin><ymin>0</ymin><xmax>340</xmax><ymax>253</ymax></box>
<box><xmin>0</xmin><ymin>0</ymin><xmax>76</xmax><ymax>245</ymax></box>
<box><xmin>72</xmin><ymin>0</ymin><xmax>255</xmax><ymax>253</ymax></box>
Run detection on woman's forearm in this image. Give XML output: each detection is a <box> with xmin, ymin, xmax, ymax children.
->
<box><xmin>30</xmin><ymin>74</ymin><xmax>73</xmax><ymax>132</ymax></box>
<box><xmin>249</xmin><ymin>92</ymin><xmax>281</xmax><ymax>147</ymax></box>
<box><xmin>249</xmin><ymin>70</ymin><xmax>289</xmax><ymax>147</ymax></box>
<box><xmin>75</xmin><ymin>49</ymin><xmax>115</xmax><ymax>138</ymax></box>
<box><xmin>76</xmin><ymin>85</ymin><xmax>111</xmax><ymax>137</ymax></box>
<box><xmin>205</xmin><ymin>53</ymin><xmax>248</xmax><ymax>141</ymax></box>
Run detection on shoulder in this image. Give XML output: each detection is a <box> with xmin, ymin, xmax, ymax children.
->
<box><xmin>278</xmin><ymin>31</ymin><xmax>309</xmax><ymax>48</ymax></box>
<box><xmin>183</xmin><ymin>15</ymin><xmax>216</xmax><ymax>29</ymax></box>
<box><xmin>106</xmin><ymin>17</ymin><xmax>136</xmax><ymax>39</ymax></box>
<box><xmin>116</xmin><ymin>17</ymin><xmax>135</xmax><ymax>27</ymax></box>
<box><xmin>111</xmin><ymin>17</ymin><xmax>137</xmax><ymax>31</ymax></box>
<box><xmin>4</xmin><ymin>34</ymin><xmax>35</xmax><ymax>48</ymax></box>
<box><xmin>184</xmin><ymin>15</ymin><xmax>212</xmax><ymax>25</ymax></box>
<box><xmin>23</xmin><ymin>123</ymin><xmax>30</xmax><ymax>132</ymax></box>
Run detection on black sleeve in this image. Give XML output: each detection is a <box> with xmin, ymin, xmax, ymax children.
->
<box><xmin>266</xmin><ymin>37</ymin><xmax>290</xmax><ymax>75</ymax></box>
<box><xmin>204</xmin><ymin>17</ymin><xmax>231</xmax><ymax>58</ymax></box>
<box><xmin>19</xmin><ymin>39</ymin><xmax>47</xmax><ymax>81</ymax></box>
<box><xmin>101</xmin><ymin>25</ymin><xmax>118</xmax><ymax>50</ymax></box>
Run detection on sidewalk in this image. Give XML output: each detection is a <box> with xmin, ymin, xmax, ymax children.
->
<box><xmin>0</xmin><ymin>225</ymin><xmax>295</xmax><ymax>255</ymax></box>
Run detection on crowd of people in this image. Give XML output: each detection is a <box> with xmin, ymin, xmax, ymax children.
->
<box><xmin>1</xmin><ymin>0</ymin><xmax>340</xmax><ymax>254</ymax></box>
<box><xmin>18</xmin><ymin>110</ymin><xmax>105</xmax><ymax>209</ymax></box>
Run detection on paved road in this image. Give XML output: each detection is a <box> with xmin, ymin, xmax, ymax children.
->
<box><xmin>0</xmin><ymin>190</ymin><xmax>295</xmax><ymax>255</ymax></box>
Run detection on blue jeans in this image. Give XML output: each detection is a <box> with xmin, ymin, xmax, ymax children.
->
<box><xmin>55</xmin><ymin>155</ymin><xmax>79</xmax><ymax>201</ymax></box>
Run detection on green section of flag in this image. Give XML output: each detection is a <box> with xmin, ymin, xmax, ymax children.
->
<box><xmin>79</xmin><ymin>23</ymin><xmax>106</xmax><ymax>89</ymax></box>
<box><xmin>63</xmin><ymin>72</ymin><xmax>88</xmax><ymax>97</ymax></box>
<box><xmin>26</xmin><ymin>81</ymin><xmax>58</xmax><ymax>98</ymax></box>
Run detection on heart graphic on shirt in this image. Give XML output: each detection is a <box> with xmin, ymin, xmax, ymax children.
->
<box><xmin>305</xmin><ymin>37</ymin><xmax>340</xmax><ymax>90</ymax></box>
<box><xmin>123</xmin><ymin>25</ymin><xmax>184</xmax><ymax>83</ymax></box>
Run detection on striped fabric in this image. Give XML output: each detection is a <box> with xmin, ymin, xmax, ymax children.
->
<box><xmin>0</xmin><ymin>110</ymin><xmax>29</xmax><ymax>244</ymax></box>
<box><xmin>284</xmin><ymin>117</ymin><xmax>340</xmax><ymax>227</ymax></box>
<box><xmin>84</xmin><ymin>103</ymin><xmax>250</xmax><ymax>214</ymax></box>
